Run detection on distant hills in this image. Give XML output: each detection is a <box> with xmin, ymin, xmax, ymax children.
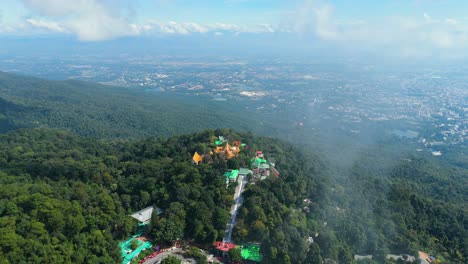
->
<box><xmin>0</xmin><ymin>71</ymin><xmax>267</xmax><ymax>138</ymax></box>
<box><xmin>0</xmin><ymin>71</ymin><xmax>466</xmax><ymax>263</ymax></box>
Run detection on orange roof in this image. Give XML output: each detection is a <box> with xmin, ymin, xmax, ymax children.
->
<box><xmin>232</xmin><ymin>147</ymin><xmax>240</xmax><ymax>154</ymax></box>
<box><xmin>192</xmin><ymin>152</ymin><xmax>203</xmax><ymax>165</ymax></box>
<box><xmin>418</xmin><ymin>251</ymin><xmax>431</xmax><ymax>262</ymax></box>
<box><xmin>215</xmin><ymin>146</ymin><xmax>224</xmax><ymax>153</ymax></box>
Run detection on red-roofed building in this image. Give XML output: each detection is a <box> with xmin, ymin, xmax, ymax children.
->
<box><xmin>270</xmin><ymin>166</ymin><xmax>280</xmax><ymax>178</ymax></box>
<box><xmin>213</xmin><ymin>241</ymin><xmax>237</xmax><ymax>252</ymax></box>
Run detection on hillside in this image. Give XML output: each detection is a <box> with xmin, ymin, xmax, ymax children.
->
<box><xmin>0</xmin><ymin>71</ymin><xmax>270</xmax><ymax>138</ymax></box>
<box><xmin>0</xmin><ymin>128</ymin><xmax>465</xmax><ymax>264</ymax></box>
<box><xmin>0</xmin><ymin>72</ymin><xmax>466</xmax><ymax>264</ymax></box>
<box><xmin>0</xmin><ymin>128</ymin><xmax>320</xmax><ymax>263</ymax></box>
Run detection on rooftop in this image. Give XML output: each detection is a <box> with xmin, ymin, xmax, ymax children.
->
<box><xmin>224</xmin><ymin>170</ymin><xmax>239</xmax><ymax>180</ymax></box>
<box><xmin>213</xmin><ymin>241</ymin><xmax>237</xmax><ymax>252</ymax></box>
<box><xmin>241</xmin><ymin>244</ymin><xmax>262</xmax><ymax>262</ymax></box>
<box><xmin>130</xmin><ymin>206</ymin><xmax>162</xmax><ymax>224</ymax></box>
<box><xmin>239</xmin><ymin>168</ymin><xmax>253</xmax><ymax>175</ymax></box>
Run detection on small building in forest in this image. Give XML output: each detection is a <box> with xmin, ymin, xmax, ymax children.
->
<box><xmin>215</xmin><ymin>136</ymin><xmax>227</xmax><ymax>146</ymax></box>
<box><xmin>418</xmin><ymin>251</ymin><xmax>435</xmax><ymax>264</ymax></box>
<box><xmin>214</xmin><ymin>241</ymin><xmax>237</xmax><ymax>252</ymax></box>
<box><xmin>215</xmin><ymin>143</ymin><xmax>240</xmax><ymax>159</ymax></box>
<box><xmin>130</xmin><ymin>206</ymin><xmax>162</xmax><ymax>225</ymax></box>
<box><xmin>239</xmin><ymin>168</ymin><xmax>253</xmax><ymax>176</ymax></box>
<box><xmin>250</xmin><ymin>157</ymin><xmax>268</xmax><ymax>168</ymax></box>
<box><xmin>240</xmin><ymin>244</ymin><xmax>262</xmax><ymax>263</ymax></box>
<box><xmin>122</xmin><ymin>206</ymin><xmax>163</xmax><ymax>264</ymax></box>
<box><xmin>224</xmin><ymin>170</ymin><xmax>239</xmax><ymax>182</ymax></box>
<box><xmin>192</xmin><ymin>152</ymin><xmax>203</xmax><ymax>165</ymax></box>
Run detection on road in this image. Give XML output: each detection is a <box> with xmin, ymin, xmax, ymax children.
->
<box><xmin>223</xmin><ymin>174</ymin><xmax>248</xmax><ymax>243</ymax></box>
<box><xmin>142</xmin><ymin>248</ymin><xmax>186</xmax><ymax>264</ymax></box>
<box><xmin>143</xmin><ymin>174</ymin><xmax>248</xmax><ymax>264</ymax></box>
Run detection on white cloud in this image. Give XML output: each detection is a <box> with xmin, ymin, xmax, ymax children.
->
<box><xmin>21</xmin><ymin>0</ymin><xmax>137</xmax><ymax>41</ymax></box>
<box><xmin>26</xmin><ymin>18</ymin><xmax>68</xmax><ymax>33</ymax></box>
<box><xmin>0</xmin><ymin>25</ymin><xmax>16</xmax><ymax>33</ymax></box>
<box><xmin>18</xmin><ymin>0</ymin><xmax>276</xmax><ymax>40</ymax></box>
<box><xmin>11</xmin><ymin>0</ymin><xmax>278</xmax><ymax>40</ymax></box>
<box><xmin>0</xmin><ymin>0</ymin><xmax>461</xmax><ymax>60</ymax></box>
<box><xmin>257</xmin><ymin>24</ymin><xmax>275</xmax><ymax>33</ymax></box>
<box><xmin>132</xmin><ymin>21</ymin><xmax>276</xmax><ymax>35</ymax></box>
<box><xmin>207</xmin><ymin>23</ymin><xmax>276</xmax><ymax>34</ymax></box>
<box><xmin>209</xmin><ymin>23</ymin><xmax>240</xmax><ymax>32</ymax></box>
<box><xmin>312</xmin><ymin>4</ymin><xmax>338</xmax><ymax>39</ymax></box>
<box><xmin>291</xmin><ymin>0</ymin><xmax>468</xmax><ymax>57</ymax></box>
<box><xmin>132</xmin><ymin>21</ymin><xmax>208</xmax><ymax>35</ymax></box>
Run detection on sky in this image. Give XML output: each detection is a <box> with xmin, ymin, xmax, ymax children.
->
<box><xmin>1</xmin><ymin>0</ymin><xmax>468</xmax><ymax>58</ymax></box>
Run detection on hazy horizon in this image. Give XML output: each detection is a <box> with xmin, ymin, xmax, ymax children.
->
<box><xmin>1</xmin><ymin>0</ymin><xmax>468</xmax><ymax>60</ymax></box>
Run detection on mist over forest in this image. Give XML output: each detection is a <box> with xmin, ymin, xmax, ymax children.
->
<box><xmin>0</xmin><ymin>64</ymin><xmax>466</xmax><ymax>263</ymax></box>
<box><xmin>0</xmin><ymin>1</ymin><xmax>467</xmax><ymax>263</ymax></box>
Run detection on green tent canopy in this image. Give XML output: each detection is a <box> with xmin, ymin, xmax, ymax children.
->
<box><xmin>241</xmin><ymin>244</ymin><xmax>262</xmax><ymax>262</ymax></box>
<box><xmin>215</xmin><ymin>136</ymin><xmax>227</xmax><ymax>146</ymax></box>
<box><xmin>224</xmin><ymin>170</ymin><xmax>239</xmax><ymax>180</ymax></box>
<box><xmin>250</xmin><ymin>157</ymin><xmax>267</xmax><ymax>167</ymax></box>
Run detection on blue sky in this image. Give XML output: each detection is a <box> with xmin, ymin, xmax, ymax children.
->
<box><xmin>1</xmin><ymin>0</ymin><xmax>468</xmax><ymax>58</ymax></box>
<box><xmin>2</xmin><ymin>1</ymin><xmax>467</xmax><ymax>24</ymax></box>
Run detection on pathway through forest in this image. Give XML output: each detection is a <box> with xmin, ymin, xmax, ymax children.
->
<box><xmin>223</xmin><ymin>174</ymin><xmax>248</xmax><ymax>243</ymax></box>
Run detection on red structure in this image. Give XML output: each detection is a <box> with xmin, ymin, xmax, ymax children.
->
<box><xmin>270</xmin><ymin>166</ymin><xmax>280</xmax><ymax>178</ymax></box>
<box><xmin>213</xmin><ymin>241</ymin><xmax>237</xmax><ymax>252</ymax></box>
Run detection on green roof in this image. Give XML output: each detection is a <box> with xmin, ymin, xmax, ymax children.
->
<box><xmin>250</xmin><ymin>157</ymin><xmax>267</xmax><ymax>167</ymax></box>
<box><xmin>120</xmin><ymin>235</ymin><xmax>153</xmax><ymax>264</ymax></box>
<box><xmin>239</xmin><ymin>168</ymin><xmax>253</xmax><ymax>175</ymax></box>
<box><xmin>215</xmin><ymin>136</ymin><xmax>227</xmax><ymax>146</ymax></box>
<box><xmin>224</xmin><ymin>170</ymin><xmax>239</xmax><ymax>179</ymax></box>
<box><xmin>241</xmin><ymin>245</ymin><xmax>262</xmax><ymax>262</ymax></box>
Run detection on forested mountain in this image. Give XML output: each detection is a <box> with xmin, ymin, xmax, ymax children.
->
<box><xmin>0</xmin><ymin>128</ymin><xmax>320</xmax><ymax>263</ymax></box>
<box><xmin>0</xmin><ymin>72</ymin><xmax>466</xmax><ymax>264</ymax></box>
<box><xmin>0</xmin><ymin>71</ymin><xmax>263</xmax><ymax>138</ymax></box>
<box><xmin>0</xmin><ymin>128</ymin><xmax>465</xmax><ymax>264</ymax></box>
<box><xmin>233</xmin><ymin>154</ymin><xmax>467</xmax><ymax>263</ymax></box>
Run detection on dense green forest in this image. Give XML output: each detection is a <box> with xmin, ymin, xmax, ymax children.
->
<box><xmin>233</xmin><ymin>152</ymin><xmax>467</xmax><ymax>263</ymax></box>
<box><xmin>0</xmin><ymin>72</ymin><xmax>466</xmax><ymax>263</ymax></box>
<box><xmin>0</xmin><ymin>71</ymin><xmax>271</xmax><ymax>138</ymax></box>
<box><xmin>0</xmin><ymin>128</ymin><xmax>465</xmax><ymax>264</ymax></box>
<box><xmin>0</xmin><ymin>128</ymin><xmax>320</xmax><ymax>263</ymax></box>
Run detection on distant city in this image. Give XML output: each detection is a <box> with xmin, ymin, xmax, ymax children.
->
<box><xmin>1</xmin><ymin>54</ymin><xmax>466</xmax><ymax>156</ymax></box>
